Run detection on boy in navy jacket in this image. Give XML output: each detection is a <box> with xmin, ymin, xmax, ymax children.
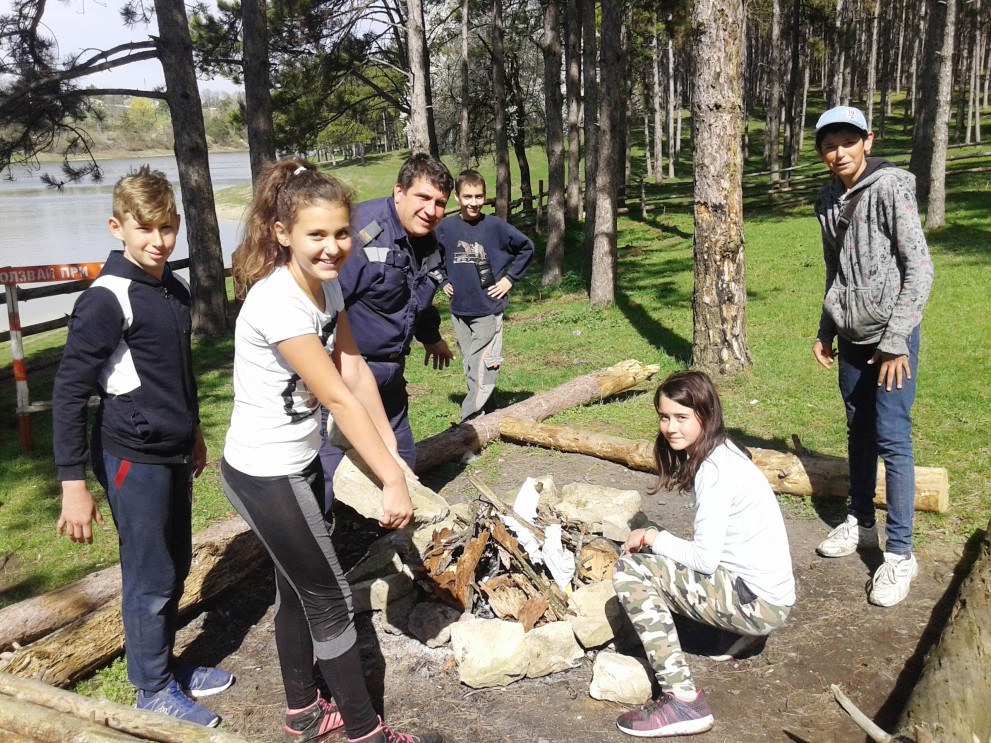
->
<box><xmin>435</xmin><ymin>170</ymin><xmax>534</xmax><ymax>422</ymax></box>
<box><xmin>53</xmin><ymin>167</ymin><xmax>233</xmax><ymax>726</ymax></box>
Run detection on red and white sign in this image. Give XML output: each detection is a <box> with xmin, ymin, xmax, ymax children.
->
<box><xmin>0</xmin><ymin>262</ymin><xmax>105</xmax><ymax>284</ymax></box>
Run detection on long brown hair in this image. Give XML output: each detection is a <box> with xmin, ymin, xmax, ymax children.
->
<box><xmin>232</xmin><ymin>157</ymin><xmax>353</xmax><ymax>300</ymax></box>
<box><xmin>649</xmin><ymin>370</ymin><xmax>737</xmax><ymax>495</ymax></box>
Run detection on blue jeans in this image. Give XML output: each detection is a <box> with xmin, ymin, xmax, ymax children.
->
<box><xmin>96</xmin><ymin>451</ymin><xmax>193</xmax><ymax>691</ymax></box>
<box><xmin>837</xmin><ymin>325</ymin><xmax>920</xmax><ymax>555</ymax></box>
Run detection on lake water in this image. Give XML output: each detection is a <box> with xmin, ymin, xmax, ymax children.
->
<box><xmin>0</xmin><ymin>152</ymin><xmax>251</xmax><ymax>332</ymax></box>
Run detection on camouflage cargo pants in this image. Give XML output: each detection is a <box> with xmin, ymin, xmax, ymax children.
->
<box><xmin>612</xmin><ymin>552</ymin><xmax>791</xmax><ymax>695</ymax></box>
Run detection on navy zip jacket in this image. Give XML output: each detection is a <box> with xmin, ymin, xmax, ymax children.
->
<box><xmin>53</xmin><ymin>250</ymin><xmax>199</xmax><ymax>480</ymax></box>
<box><xmin>338</xmin><ymin>196</ymin><xmax>445</xmax><ymax>360</ymax></box>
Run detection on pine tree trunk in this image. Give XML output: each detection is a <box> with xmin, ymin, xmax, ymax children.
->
<box><xmin>242</xmin><ymin>0</ymin><xmax>275</xmax><ymax>186</ymax></box>
<box><xmin>154</xmin><ymin>0</ymin><xmax>228</xmax><ymax>338</ymax></box>
<box><xmin>589</xmin><ymin>0</ymin><xmax>623</xmax><ymax>308</ymax></box>
<box><xmin>911</xmin><ymin>0</ymin><xmax>956</xmax><ymax>226</ymax></box>
<box><xmin>458</xmin><ymin>0</ymin><xmax>470</xmax><ymax>170</ymax></box>
<box><xmin>765</xmin><ymin>0</ymin><xmax>783</xmax><ymax>181</ymax></box>
<box><xmin>652</xmin><ymin>21</ymin><xmax>664</xmax><ymax>184</ymax></box>
<box><xmin>667</xmin><ymin>34</ymin><xmax>676</xmax><ymax>178</ymax></box>
<box><xmin>865</xmin><ymin>0</ymin><xmax>881</xmax><ymax>131</ymax></box>
<box><xmin>406</xmin><ymin>0</ymin><xmax>435</xmax><ymax>156</ymax></box>
<box><xmin>565</xmin><ymin>0</ymin><xmax>582</xmax><ymax>222</ymax></box>
<box><xmin>582</xmin><ymin>0</ymin><xmax>599</xmax><ymax>271</ymax></box>
<box><xmin>492</xmin><ymin>0</ymin><xmax>511</xmax><ymax>219</ymax></box>
<box><xmin>691</xmin><ymin>0</ymin><xmax>752</xmax><ymax>375</ymax></box>
<box><xmin>540</xmin><ymin>0</ymin><xmax>566</xmax><ymax>286</ymax></box>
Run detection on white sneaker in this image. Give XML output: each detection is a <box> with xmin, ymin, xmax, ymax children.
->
<box><xmin>816</xmin><ymin>514</ymin><xmax>879</xmax><ymax>557</ymax></box>
<box><xmin>869</xmin><ymin>552</ymin><xmax>918</xmax><ymax>607</ymax></box>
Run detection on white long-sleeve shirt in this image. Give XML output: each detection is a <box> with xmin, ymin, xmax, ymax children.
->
<box><xmin>651</xmin><ymin>440</ymin><xmax>796</xmax><ymax>607</ymax></box>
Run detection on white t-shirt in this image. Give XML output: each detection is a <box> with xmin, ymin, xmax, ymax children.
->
<box><xmin>224</xmin><ymin>267</ymin><xmax>344</xmax><ymax>476</ymax></box>
<box><xmin>651</xmin><ymin>440</ymin><xmax>796</xmax><ymax>607</ymax></box>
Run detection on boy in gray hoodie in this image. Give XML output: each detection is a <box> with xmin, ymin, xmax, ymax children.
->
<box><xmin>810</xmin><ymin>106</ymin><xmax>933</xmax><ymax>607</ymax></box>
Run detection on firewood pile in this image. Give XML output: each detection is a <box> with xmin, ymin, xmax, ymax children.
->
<box><xmin>418</xmin><ymin>474</ymin><xmax>621</xmax><ymax>631</ymax></box>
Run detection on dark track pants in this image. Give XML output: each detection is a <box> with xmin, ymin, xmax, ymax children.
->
<box><xmin>97</xmin><ymin>451</ymin><xmax>192</xmax><ymax>693</ymax></box>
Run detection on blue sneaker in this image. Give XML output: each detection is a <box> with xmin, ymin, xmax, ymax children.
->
<box><xmin>136</xmin><ymin>679</ymin><xmax>220</xmax><ymax>727</ymax></box>
<box><xmin>173</xmin><ymin>662</ymin><xmax>235</xmax><ymax>698</ymax></box>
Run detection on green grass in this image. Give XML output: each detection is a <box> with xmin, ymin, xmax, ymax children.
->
<box><xmin>3</xmin><ymin>106</ymin><xmax>990</xmax><ymax>622</ymax></box>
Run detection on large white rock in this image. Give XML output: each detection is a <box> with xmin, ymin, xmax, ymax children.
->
<box><xmin>333</xmin><ymin>453</ymin><xmax>449</xmax><ymax>527</ymax></box>
<box><xmin>407</xmin><ymin>602</ymin><xmax>463</xmax><ymax>648</ymax></box>
<box><xmin>450</xmin><ymin>617</ymin><xmax>529</xmax><ymax>688</ymax></box>
<box><xmin>555</xmin><ymin>483</ymin><xmax>641</xmax><ymax>536</ymax></box>
<box><xmin>524</xmin><ymin>621</ymin><xmax>584</xmax><ymax>678</ymax></box>
<box><xmin>350</xmin><ymin>570</ymin><xmax>414</xmax><ymax>614</ymax></box>
<box><xmin>589</xmin><ymin>651</ymin><xmax>653</xmax><ymax>704</ymax></box>
<box><xmin>567</xmin><ymin>579</ymin><xmax>626</xmax><ymax>648</ymax></box>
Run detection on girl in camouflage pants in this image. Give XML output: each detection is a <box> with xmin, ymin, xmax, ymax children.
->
<box><xmin>612</xmin><ymin>372</ymin><xmax>795</xmax><ymax>738</ymax></box>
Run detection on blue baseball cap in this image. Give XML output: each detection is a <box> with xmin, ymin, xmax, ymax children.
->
<box><xmin>815</xmin><ymin>106</ymin><xmax>869</xmax><ymax>134</ymax></box>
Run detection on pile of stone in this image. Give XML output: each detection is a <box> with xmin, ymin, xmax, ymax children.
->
<box><xmin>335</xmin><ymin>455</ymin><xmax>656</xmax><ymax>700</ymax></box>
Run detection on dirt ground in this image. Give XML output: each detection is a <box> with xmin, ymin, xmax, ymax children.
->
<box><xmin>174</xmin><ymin>445</ymin><xmax>968</xmax><ymax>743</ymax></box>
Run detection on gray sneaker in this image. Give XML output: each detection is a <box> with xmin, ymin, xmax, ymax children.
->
<box><xmin>816</xmin><ymin>514</ymin><xmax>879</xmax><ymax>558</ymax></box>
<box><xmin>869</xmin><ymin>552</ymin><xmax>918</xmax><ymax>607</ymax></box>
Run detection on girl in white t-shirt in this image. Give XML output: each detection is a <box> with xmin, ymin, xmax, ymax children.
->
<box><xmin>612</xmin><ymin>371</ymin><xmax>795</xmax><ymax>738</ymax></box>
<box><xmin>221</xmin><ymin>158</ymin><xmax>442</xmax><ymax>743</ymax></box>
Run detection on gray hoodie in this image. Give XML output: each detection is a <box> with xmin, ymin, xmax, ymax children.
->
<box><xmin>814</xmin><ymin>159</ymin><xmax>934</xmax><ymax>357</ymax></box>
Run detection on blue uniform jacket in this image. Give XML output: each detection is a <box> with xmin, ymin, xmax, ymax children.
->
<box><xmin>339</xmin><ymin>196</ymin><xmax>445</xmax><ymax>359</ymax></box>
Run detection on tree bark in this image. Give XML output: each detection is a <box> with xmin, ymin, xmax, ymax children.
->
<box><xmin>565</xmin><ymin>0</ymin><xmax>582</xmax><ymax>222</ymax></box>
<box><xmin>589</xmin><ymin>0</ymin><xmax>623</xmax><ymax>307</ymax></box>
<box><xmin>0</xmin><ymin>517</ymin><xmax>254</xmax><ymax>653</ymax></box>
<box><xmin>910</xmin><ymin>0</ymin><xmax>956</xmax><ymax>226</ymax></box>
<box><xmin>652</xmin><ymin>20</ymin><xmax>664</xmax><ymax>185</ymax></box>
<box><xmin>690</xmin><ymin>0</ymin><xmax>752</xmax><ymax>374</ymax></box>
<box><xmin>458</xmin><ymin>0</ymin><xmax>470</xmax><ymax>170</ymax></box>
<box><xmin>241</xmin><ymin>0</ymin><xmax>275</xmax><ymax>186</ymax></box>
<box><xmin>539</xmin><ymin>0</ymin><xmax>566</xmax><ymax>286</ymax></box>
<box><xmin>406</xmin><ymin>0</ymin><xmax>437</xmax><ymax>156</ymax></box>
<box><xmin>764</xmin><ymin>0</ymin><xmax>783</xmax><ymax>182</ymax></box>
<box><xmin>492</xmin><ymin>0</ymin><xmax>511</xmax><ymax>220</ymax></box>
<box><xmin>507</xmin><ymin>60</ymin><xmax>534</xmax><ymax>208</ymax></box>
<box><xmin>0</xmin><ymin>523</ymin><xmax>267</xmax><ymax>687</ymax></box>
<box><xmin>154</xmin><ymin>0</ymin><xmax>228</xmax><ymax>338</ymax></box>
<box><xmin>896</xmin><ymin>518</ymin><xmax>991</xmax><ymax>742</ymax></box>
<box><xmin>497</xmin><ymin>419</ymin><xmax>950</xmax><ymax>512</ymax></box>
<box><xmin>412</xmin><ymin>359</ymin><xmax>659</xmax><ymax>474</ymax></box>
<box><xmin>865</xmin><ymin>0</ymin><xmax>881</xmax><ymax>132</ymax></box>
<box><xmin>581</xmin><ymin>0</ymin><xmax>599</xmax><ymax>271</ymax></box>
<box><xmin>0</xmin><ymin>672</ymin><xmax>251</xmax><ymax>743</ymax></box>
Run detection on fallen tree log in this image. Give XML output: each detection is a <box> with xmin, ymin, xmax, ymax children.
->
<box><xmin>498</xmin><ymin>418</ymin><xmax>949</xmax><ymax>513</ymax></box>
<box><xmin>0</xmin><ymin>520</ymin><xmax>268</xmax><ymax>687</ymax></box>
<box><xmin>0</xmin><ymin>672</ymin><xmax>250</xmax><ymax>743</ymax></box>
<box><xmin>413</xmin><ymin>359</ymin><xmax>660</xmax><ymax>474</ymax></box>
<box><xmin>895</xmin><ymin>518</ymin><xmax>991</xmax><ymax>742</ymax></box>
<box><xmin>0</xmin><ymin>516</ymin><xmax>256</xmax><ymax>652</ymax></box>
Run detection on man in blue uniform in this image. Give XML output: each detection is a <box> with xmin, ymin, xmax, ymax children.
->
<box><xmin>319</xmin><ymin>154</ymin><xmax>455</xmax><ymax>514</ymax></box>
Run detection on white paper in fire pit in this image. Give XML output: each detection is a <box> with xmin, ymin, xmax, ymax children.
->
<box><xmin>512</xmin><ymin>477</ymin><xmax>541</xmax><ymax>523</ymax></box>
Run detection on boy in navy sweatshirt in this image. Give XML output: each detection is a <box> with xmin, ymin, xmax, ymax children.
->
<box><xmin>52</xmin><ymin>167</ymin><xmax>233</xmax><ymax>725</ymax></box>
<box><xmin>434</xmin><ymin>170</ymin><xmax>534</xmax><ymax>422</ymax></box>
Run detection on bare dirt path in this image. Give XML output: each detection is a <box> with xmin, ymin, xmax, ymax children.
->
<box><xmin>178</xmin><ymin>445</ymin><xmax>965</xmax><ymax>743</ymax></box>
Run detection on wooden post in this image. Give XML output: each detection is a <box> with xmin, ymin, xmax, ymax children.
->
<box><xmin>4</xmin><ymin>282</ymin><xmax>32</xmax><ymax>452</ymax></box>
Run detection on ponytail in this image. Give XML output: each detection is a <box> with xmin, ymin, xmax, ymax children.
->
<box><xmin>232</xmin><ymin>157</ymin><xmax>353</xmax><ymax>299</ymax></box>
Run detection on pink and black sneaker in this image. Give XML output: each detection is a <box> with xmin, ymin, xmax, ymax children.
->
<box><xmin>284</xmin><ymin>693</ymin><xmax>344</xmax><ymax>742</ymax></box>
<box><xmin>616</xmin><ymin>690</ymin><xmax>714</xmax><ymax>737</ymax></box>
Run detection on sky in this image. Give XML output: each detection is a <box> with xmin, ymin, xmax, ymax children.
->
<box><xmin>33</xmin><ymin>0</ymin><xmax>242</xmax><ymax>95</ymax></box>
